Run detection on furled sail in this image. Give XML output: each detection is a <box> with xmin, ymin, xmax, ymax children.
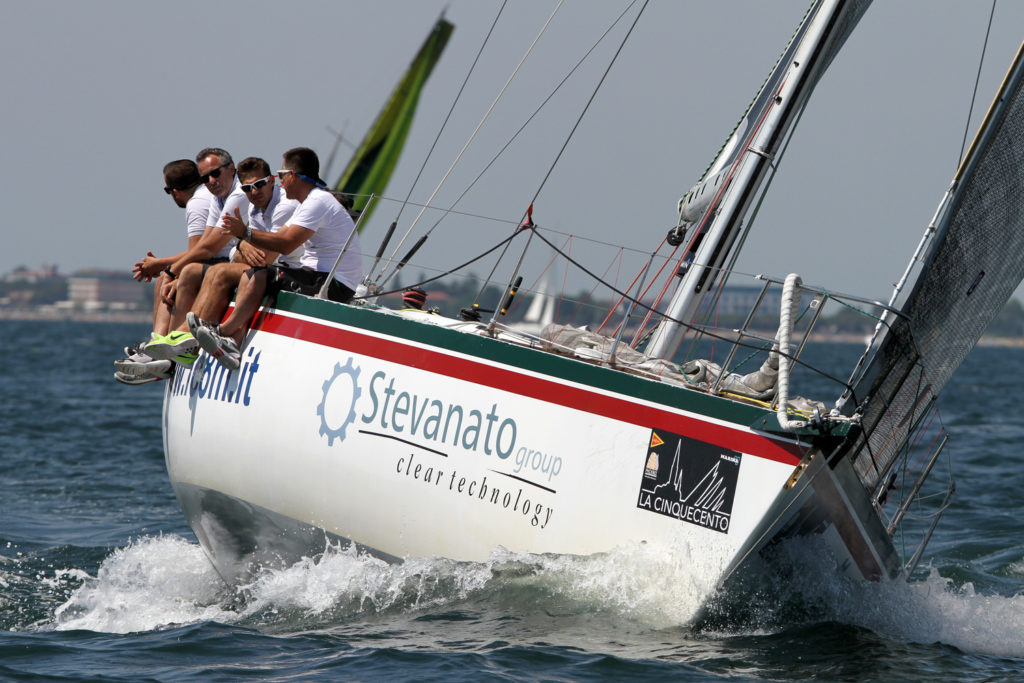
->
<box><xmin>333</xmin><ymin>16</ymin><xmax>454</xmax><ymax>228</ymax></box>
<box><xmin>847</xmin><ymin>41</ymin><xmax>1024</xmax><ymax>490</ymax></box>
<box><xmin>646</xmin><ymin>0</ymin><xmax>872</xmax><ymax>359</ymax></box>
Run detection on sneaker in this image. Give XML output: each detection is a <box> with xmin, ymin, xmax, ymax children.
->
<box><xmin>173</xmin><ymin>350</ymin><xmax>198</xmax><ymax>366</ymax></box>
<box><xmin>125</xmin><ymin>332</ymin><xmax>164</xmax><ymax>357</ymax></box>
<box><xmin>186</xmin><ymin>312</ymin><xmax>213</xmax><ymax>337</ymax></box>
<box><xmin>115</xmin><ymin>351</ymin><xmax>172</xmax><ymax>377</ymax></box>
<box><xmin>114</xmin><ymin>369</ymin><xmax>168</xmax><ymax>385</ymax></box>
<box><xmin>143</xmin><ymin>330</ymin><xmax>199</xmax><ymax>361</ymax></box>
<box><xmin>195</xmin><ymin>326</ymin><xmax>241</xmax><ymax>370</ymax></box>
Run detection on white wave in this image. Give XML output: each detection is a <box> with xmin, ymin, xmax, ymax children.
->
<box><xmin>52</xmin><ymin>535</ymin><xmax>229</xmax><ymax>634</ymax></box>
<box><xmin>235</xmin><ymin>542</ymin><xmax>494</xmax><ymax>621</ymax></box>
<box><xmin>843</xmin><ymin>569</ymin><xmax>1024</xmax><ymax>659</ymax></box>
<box><xmin>46</xmin><ymin>534</ymin><xmax>1024</xmax><ymax>657</ymax></box>
<box><xmin>711</xmin><ymin>536</ymin><xmax>1024</xmax><ymax>658</ymax></box>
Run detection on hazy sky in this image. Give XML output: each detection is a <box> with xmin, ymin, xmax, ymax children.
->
<box><xmin>2</xmin><ymin>1</ymin><xmax>1022</xmax><ymax>303</ymax></box>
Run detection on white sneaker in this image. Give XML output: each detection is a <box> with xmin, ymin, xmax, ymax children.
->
<box><xmin>114</xmin><ymin>351</ymin><xmax>172</xmax><ymax>377</ymax></box>
<box><xmin>195</xmin><ymin>327</ymin><xmax>241</xmax><ymax>370</ymax></box>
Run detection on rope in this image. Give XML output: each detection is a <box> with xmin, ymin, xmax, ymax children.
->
<box><xmin>775</xmin><ymin>273</ymin><xmax>808</xmax><ymax>431</ymax></box>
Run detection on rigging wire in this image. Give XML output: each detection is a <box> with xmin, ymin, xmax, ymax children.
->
<box><xmin>376</xmin><ymin>0</ymin><xmax>566</xmax><ymax>286</ymax></box>
<box><xmin>526</xmin><ymin>225</ymin><xmax>862</xmax><ymax>392</ymax></box>
<box><xmin>423</xmin><ymin>0</ymin><xmax>641</xmax><ymax>242</ymax></box>
<box><xmin>488</xmin><ymin>0</ymin><xmax>650</xmax><ymax>323</ymax></box>
<box><xmin>394</xmin><ymin>0</ymin><xmax>643</xmax><ymax>306</ymax></box>
<box><xmin>389</xmin><ymin>2</ymin><xmax>508</xmax><ymax>230</ymax></box>
<box><xmin>958</xmin><ymin>1</ymin><xmax>998</xmax><ymax>168</ymax></box>
<box><xmin>371</xmin><ymin>231</ymin><xmax>523</xmax><ymax>299</ymax></box>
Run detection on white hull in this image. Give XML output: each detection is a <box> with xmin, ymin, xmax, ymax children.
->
<box><xmin>163</xmin><ymin>295</ymin><xmax>901</xmax><ymax>615</ymax></box>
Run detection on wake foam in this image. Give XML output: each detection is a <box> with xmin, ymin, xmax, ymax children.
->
<box><xmin>702</xmin><ymin>536</ymin><xmax>1024</xmax><ymax>658</ymax></box>
<box><xmin>46</xmin><ymin>534</ymin><xmax>1024</xmax><ymax>657</ymax></box>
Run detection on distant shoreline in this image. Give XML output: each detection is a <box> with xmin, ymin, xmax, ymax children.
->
<box><xmin>0</xmin><ymin>309</ymin><xmax>151</xmax><ymax>324</ymax></box>
<box><xmin>2</xmin><ymin>308</ymin><xmax>1022</xmax><ymax>347</ymax></box>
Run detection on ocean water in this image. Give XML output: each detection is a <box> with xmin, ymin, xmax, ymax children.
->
<box><xmin>2</xmin><ymin>319</ymin><xmax>1023</xmax><ymax>681</ymax></box>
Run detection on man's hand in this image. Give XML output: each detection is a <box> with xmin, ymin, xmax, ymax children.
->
<box><xmin>220</xmin><ymin>207</ymin><xmax>246</xmax><ymax>238</ymax></box>
<box><xmin>160</xmin><ymin>277</ymin><xmax>178</xmax><ymax>307</ymax></box>
<box><xmin>132</xmin><ymin>251</ymin><xmax>161</xmax><ymax>282</ymax></box>
<box><xmin>238</xmin><ymin>240</ymin><xmax>267</xmax><ymax>267</ymax></box>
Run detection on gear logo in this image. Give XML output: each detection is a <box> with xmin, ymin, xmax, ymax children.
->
<box><xmin>317</xmin><ymin>358</ymin><xmax>362</xmax><ymax>446</ymax></box>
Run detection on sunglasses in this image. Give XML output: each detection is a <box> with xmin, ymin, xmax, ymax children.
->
<box><xmin>276</xmin><ymin>169</ymin><xmax>294</xmax><ymax>179</ymax></box>
<box><xmin>200</xmin><ymin>162</ymin><xmax>230</xmax><ymax>184</ymax></box>
<box><xmin>241</xmin><ymin>176</ymin><xmax>274</xmax><ymax>193</ymax></box>
<box><xmin>163</xmin><ymin>186</ymin><xmax>175</xmax><ymax>195</ymax></box>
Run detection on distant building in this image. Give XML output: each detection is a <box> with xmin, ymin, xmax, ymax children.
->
<box><xmin>3</xmin><ymin>264</ymin><xmax>60</xmax><ymax>283</ymax></box>
<box><xmin>67</xmin><ymin>270</ymin><xmax>145</xmax><ymax>309</ymax></box>
<box><xmin>714</xmin><ymin>285</ymin><xmax>783</xmax><ymax>317</ymax></box>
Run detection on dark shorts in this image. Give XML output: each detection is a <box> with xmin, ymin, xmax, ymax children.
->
<box><xmin>200</xmin><ymin>256</ymin><xmax>230</xmax><ymax>278</ymax></box>
<box><xmin>267</xmin><ymin>265</ymin><xmax>355</xmax><ymax>303</ymax></box>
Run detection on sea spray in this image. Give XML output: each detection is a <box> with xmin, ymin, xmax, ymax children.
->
<box><xmin>53</xmin><ymin>536</ymin><xmax>227</xmax><ymax>634</ymax></box>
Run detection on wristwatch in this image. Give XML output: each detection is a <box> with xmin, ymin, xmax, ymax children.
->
<box><xmin>164</xmin><ymin>265</ymin><xmax>177</xmax><ymax>280</ymax></box>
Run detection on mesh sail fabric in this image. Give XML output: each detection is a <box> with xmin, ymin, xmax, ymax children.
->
<box><xmin>849</xmin><ymin>48</ymin><xmax>1024</xmax><ymax>489</ymax></box>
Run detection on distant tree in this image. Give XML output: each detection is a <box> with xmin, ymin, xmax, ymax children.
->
<box><xmin>986</xmin><ymin>298</ymin><xmax>1024</xmax><ymax>337</ymax></box>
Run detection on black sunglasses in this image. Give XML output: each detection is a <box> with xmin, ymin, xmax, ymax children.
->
<box><xmin>241</xmin><ymin>176</ymin><xmax>274</xmax><ymax>193</ymax></box>
<box><xmin>199</xmin><ymin>162</ymin><xmax>230</xmax><ymax>184</ymax></box>
<box><xmin>163</xmin><ymin>186</ymin><xmax>175</xmax><ymax>195</ymax></box>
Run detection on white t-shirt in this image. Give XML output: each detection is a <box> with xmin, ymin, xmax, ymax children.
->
<box><xmin>208</xmin><ymin>177</ymin><xmax>250</xmax><ymax>260</ymax></box>
<box><xmin>185</xmin><ymin>185</ymin><xmax>213</xmax><ymax>240</ymax></box>
<box><xmin>289</xmin><ymin>187</ymin><xmax>363</xmax><ymax>289</ymax></box>
<box><xmin>249</xmin><ymin>185</ymin><xmax>302</xmax><ymax>268</ymax></box>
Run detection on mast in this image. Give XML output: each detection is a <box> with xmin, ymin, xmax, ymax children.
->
<box><xmin>646</xmin><ymin>0</ymin><xmax>870</xmax><ymax>359</ymax></box>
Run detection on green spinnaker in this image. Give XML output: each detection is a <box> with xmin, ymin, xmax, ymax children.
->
<box><xmin>333</xmin><ymin>17</ymin><xmax>454</xmax><ymax>229</ymax></box>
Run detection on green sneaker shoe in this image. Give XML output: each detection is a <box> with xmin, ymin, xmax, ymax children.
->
<box><xmin>173</xmin><ymin>350</ymin><xmax>198</xmax><ymax>366</ymax></box>
<box><xmin>143</xmin><ymin>330</ymin><xmax>199</xmax><ymax>361</ymax></box>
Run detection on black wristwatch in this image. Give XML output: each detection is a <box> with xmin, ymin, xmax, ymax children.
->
<box><xmin>164</xmin><ymin>265</ymin><xmax>177</xmax><ymax>280</ymax></box>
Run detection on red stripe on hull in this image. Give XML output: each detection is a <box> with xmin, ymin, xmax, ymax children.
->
<box><xmin>257</xmin><ymin>310</ymin><xmax>806</xmax><ymax>466</ymax></box>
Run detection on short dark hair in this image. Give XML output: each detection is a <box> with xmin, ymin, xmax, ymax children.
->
<box><xmin>282</xmin><ymin>147</ymin><xmax>321</xmax><ymax>182</ymax></box>
<box><xmin>195</xmin><ymin>147</ymin><xmax>233</xmax><ymax>166</ymax></box>
<box><xmin>237</xmin><ymin>157</ymin><xmax>271</xmax><ymax>179</ymax></box>
<box><xmin>163</xmin><ymin>159</ymin><xmax>201</xmax><ymax>191</ymax></box>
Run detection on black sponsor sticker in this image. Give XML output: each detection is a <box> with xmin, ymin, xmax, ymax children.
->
<box><xmin>636</xmin><ymin>430</ymin><xmax>741</xmax><ymax>534</ymax></box>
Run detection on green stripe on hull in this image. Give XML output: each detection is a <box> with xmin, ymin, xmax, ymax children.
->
<box><xmin>272</xmin><ymin>293</ymin><xmax>829</xmax><ymax>438</ymax></box>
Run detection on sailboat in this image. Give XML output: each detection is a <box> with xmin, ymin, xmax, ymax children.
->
<box><xmin>162</xmin><ymin>1</ymin><xmax>1024</xmax><ymax>621</ymax></box>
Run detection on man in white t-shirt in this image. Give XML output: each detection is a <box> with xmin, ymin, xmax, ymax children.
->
<box><xmin>115</xmin><ymin>159</ymin><xmax>211</xmax><ymax>384</ymax></box>
<box><xmin>129</xmin><ymin>159</ymin><xmax>210</xmax><ymax>336</ymax></box>
<box><xmin>182</xmin><ymin>156</ymin><xmax>299</xmax><ymax>340</ymax></box>
<box><xmin>144</xmin><ymin>147</ymin><xmax>252</xmax><ymax>362</ymax></box>
<box><xmin>192</xmin><ymin>146</ymin><xmax>363</xmax><ymax>369</ymax></box>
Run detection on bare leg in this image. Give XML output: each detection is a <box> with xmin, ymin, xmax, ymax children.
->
<box><xmin>152</xmin><ymin>272</ymin><xmax>172</xmax><ymax>336</ymax></box>
<box><xmin>218</xmin><ymin>269</ymin><xmax>269</xmax><ymax>345</ymax></box>
<box><xmin>168</xmin><ymin>262</ymin><xmax>206</xmax><ymax>332</ymax></box>
<box><xmin>190</xmin><ymin>262</ymin><xmax>250</xmax><ymax>328</ymax></box>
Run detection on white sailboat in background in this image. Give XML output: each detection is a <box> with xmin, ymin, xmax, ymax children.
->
<box><xmin>509</xmin><ymin>277</ymin><xmax>557</xmax><ymax>336</ymax></box>
<box><xmin>161</xmin><ymin>1</ymin><xmax>1024</xmax><ymax>622</ymax></box>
